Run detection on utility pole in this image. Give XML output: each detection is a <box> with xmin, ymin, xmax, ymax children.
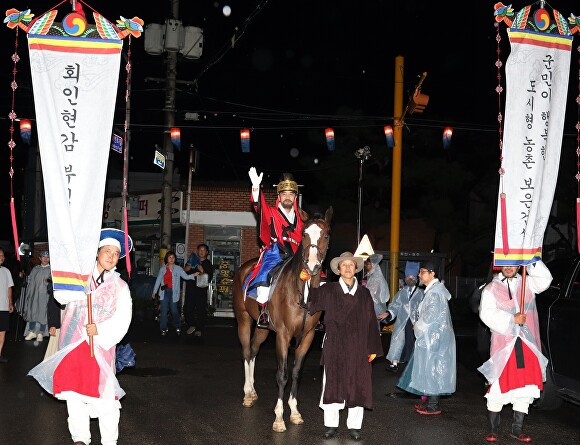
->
<box><xmin>160</xmin><ymin>0</ymin><xmax>180</xmax><ymax>251</ymax></box>
<box><xmin>389</xmin><ymin>58</ymin><xmax>428</xmax><ymax>300</ymax></box>
<box><xmin>389</xmin><ymin>56</ymin><xmax>404</xmax><ymax>300</ymax></box>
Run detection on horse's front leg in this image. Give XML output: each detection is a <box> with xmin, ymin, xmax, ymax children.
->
<box><xmin>273</xmin><ymin>331</ymin><xmax>290</xmax><ymax>432</ymax></box>
<box><xmin>288</xmin><ymin>327</ymin><xmax>316</xmax><ymax>425</ymax></box>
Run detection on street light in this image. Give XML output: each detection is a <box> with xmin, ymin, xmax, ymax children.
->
<box><xmin>355</xmin><ymin>145</ymin><xmax>371</xmax><ymax>243</ymax></box>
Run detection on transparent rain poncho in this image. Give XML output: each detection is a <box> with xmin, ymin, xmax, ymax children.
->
<box><xmin>478</xmin><ymin>261</ymin><xmax>552</xmax><ymax>386</ymax></box>
<box><xmin>398</xmin><ymin>279</ymin><xmax>456</xmax><ymax>395</ymax></box>
<box><xmin>385</xmin><ymin>284</ymin><xmax>423</xmax><ymax>362</ymax></box>
<box><xmin>365</xmin><ymin>255</ymin><xmax>389</xmax><ymax>317</ymax></box>
<box><xmin>28</xmin><ymin>270</ymin><xmax>132</xmax><ymax>403</ymax></box>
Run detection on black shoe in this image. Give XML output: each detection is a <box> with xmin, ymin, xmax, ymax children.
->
<box><xmin>386</xmin><ymin>364</ymin><xmax>399</xmax><ymax>372</ymax></box>
<box><xmin>322</xmin><ymin>427</ymin><xmax>338</xmax><ymax>439</ymax></box>
<box><xmin>348</xmin><ymin>429</ymin><xmax>361</xmax><ymax>441</ymax></box>
<box><xmin>387</xmin><ymin>391</ymin><xmax>414</xmax><ymax>399</ymax></box>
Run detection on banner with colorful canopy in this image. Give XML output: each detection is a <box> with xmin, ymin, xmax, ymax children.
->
<box><xmin>492</xmin><ymin>2</ymin><xmax>578</xmax><ymax>266</ymax></box>
<box><xmin>4</xmin><ymin>2</ymin><xmax>143</xmax><ymax>303</ymax></box>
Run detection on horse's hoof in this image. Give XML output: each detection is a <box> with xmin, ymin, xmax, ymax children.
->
<box><xmin>250</xmin><ymin>391</ymin><xmax>258</xmax><ymax>401</ymax></box>
<box><xmin>242</xmin><ymin>396</ymin><xmax>254</xmax><ymax>408</ymax></box>
<box><xmin>272</xmin><ymin>420</ymin><xmax>287</xmax><ymax>433</ymax></box>
<box><xmin>290</xmin><ymin>414</ymin><xmax>304</xmax><ymax>425</ymax></box>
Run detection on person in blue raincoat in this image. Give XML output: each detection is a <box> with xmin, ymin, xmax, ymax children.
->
<box><xmin>396</xmin><ymin>261</ymin><xmax>456</xmax><ymax>415</ymax></box>
<box><xmin>363</xmin><ymin>254</ymin><xmax>389</xmax><ymax>319</ymax></box>
<box><xmin>378</xmin><ymin>261</ymin><xmax>423</xmax><ymax>372</ymax></box>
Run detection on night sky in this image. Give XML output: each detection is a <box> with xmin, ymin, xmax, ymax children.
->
<box><xmin>1</xmin><ymin>1</ymin><xmax>579</xmax><ymax>261</ymax></box>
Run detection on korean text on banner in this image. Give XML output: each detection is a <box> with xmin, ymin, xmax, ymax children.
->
<box><xmin>29</xmin><ymin>34</ymin><xmax>122</xmax><ymax>302</ymax></box>
<box><xmin>493</xmin><ymin>29</ymin><xmax>572</xmax><ymax>267</ymax></box>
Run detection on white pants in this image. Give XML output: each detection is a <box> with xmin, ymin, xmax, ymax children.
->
<box><xmin>256</xmin><ymin>286</ymin><xmax>270</xmax><ymax>304</ymax></box>
<box><xmin>319</xmin><ymin>369</ymin><xmax>364</xmax><ymax>429</ymax></box>
<box><xmin>487</xmin><ymin>397</ymin><xmax>532</xmax><ymax>414</ymax></box>
<box><xmin>66</xmin><ymin>398</ymin><xmax>120</xmax><ymax>445</ymax></box>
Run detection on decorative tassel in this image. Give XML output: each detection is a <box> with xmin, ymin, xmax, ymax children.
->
<box><xmin>500</xmin><ymin>193</ymin><xmax>510</xmax><ymax>254</ymax></box>
<box><xmin>123</xmin><ymin>206</ymin><xmax>131</xmax><ymax>278</ymax></box>
<box><xmin>10</xmin><ymin>198</ymin><xmax>20</xmax><ymax>261</ymax></box>
<box><xmin>577</xmin><ymin>198</ymin><xmax>580</xmax><ymax>253</ymax></box>
<box><xmin>299</xmin><ymin>268</ymin><xmax>311</xmax><ymax>281</ymax></box>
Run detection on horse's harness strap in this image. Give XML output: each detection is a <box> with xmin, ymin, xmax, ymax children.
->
<box><xmin>282</xmin><ymin>236</ymin><xmax>300</xmax><ymax>246</ymax></box>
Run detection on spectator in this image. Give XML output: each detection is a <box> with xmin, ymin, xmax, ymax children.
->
<box><xmin>184</xmin><ymin>244</ymin><xmax>214</xmax><ymax>337</ymax></box>
<box><xmin>21</xmin><ymin>250</ymin><xmax>51</xmax><ymax>342</ymax></box>
<box><xmin>152</xmin><ymin>251</ymin><xmax>195</xmax><ymax>336</ymax></box>
<box><xmin>309</xmin><ymin>252</ymin><xmax>383</xmax><ymax>441</ymax></box>
<box><xmin>0</xmin><ymin>247</ymin><xmax>14</xmax><ymax>363</ymax></box>
<box><xmin>395</xmin><ymin>261</ymin><xmax>456</xmax><ymax>415</ymax></box>
<box><xmin>478</xmin><ymin>261</ymin><xmax>552</xmax><ymax>442</ymax></box>
<box><xmin>43</xmin><ymin>278</ymin><xmax>63</xmax><ymax>360</ymax></box>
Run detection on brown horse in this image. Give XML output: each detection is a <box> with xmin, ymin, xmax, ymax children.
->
<box><xmin>232</xmin><ymin>207</ymin><xmax>332</xmax><ymax>432</ymax></box>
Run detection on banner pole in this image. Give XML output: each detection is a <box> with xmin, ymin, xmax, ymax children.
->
<box><xmin>87</xmin><ymin>293</ymin><xmax>94</xmax><ymax>357</ymax></box>
<box><xmin>519</xmin><ymin>266</ymin><xmax>527</xmax><ymax>320</ymax></box>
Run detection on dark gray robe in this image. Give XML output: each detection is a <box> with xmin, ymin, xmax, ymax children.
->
<box><xmin>309</xmin><ymin>280</ymin><xmax>383</xmax><ymax>409</ymax></box>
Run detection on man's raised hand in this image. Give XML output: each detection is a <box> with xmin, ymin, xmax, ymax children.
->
<box><xmin>248</xmin><ymin>167</ymin><xmax>263</xmax><ymax>188</ymax></box>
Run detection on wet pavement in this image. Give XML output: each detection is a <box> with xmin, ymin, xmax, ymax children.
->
<box><xmin>1</xmin><ymin>314</ymin><xmax>579</xmax><ymax>445</ymax></box>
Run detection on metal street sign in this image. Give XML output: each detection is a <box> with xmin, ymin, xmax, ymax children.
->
<box><xmin>154</xmin><ymin>150</ymin><xmax>166</xmax><ymax>169</ymax></box>
<box><xmin>111</xmin><ymin>133</ymin><xmax>123</xmax><ymax>154</ymax></box>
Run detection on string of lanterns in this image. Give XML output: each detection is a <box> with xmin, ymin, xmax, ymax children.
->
<box><xmin>17</xmin><ymin>121</ymin><xmax>455</xmax><ymax>154</ymax></box>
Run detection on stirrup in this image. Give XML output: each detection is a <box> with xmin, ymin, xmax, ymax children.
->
<box><xmin>257</xmin><ymin>306</ymin><xmax>269</xmax><ymax>329</ymax></box>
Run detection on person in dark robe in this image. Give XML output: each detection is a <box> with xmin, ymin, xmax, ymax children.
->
<box><xmin>309</xmin><ymin>251</ymin><xmax>383</xmax><ymax>441</ymax></box>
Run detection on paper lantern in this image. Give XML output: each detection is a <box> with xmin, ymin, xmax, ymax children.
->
<box><xmin>20</xmin><ymin>119</ymin><xmax>32</xmax><ymax>145</ymax></box>
<box><xmin>325</xmin><ymin>128</ymin><xmax>335</xmax><ymax>151</ymax></box>
<box><xmin>240</xmin><ymin>128</ymin><xmax>250</xmax><ymax>153</ymax></box>
<box><xmin>170</xmin><ymin>127</ymin><xmax>181</xmax><ymax>150</ymax></box>
<box><xmin>443</xmin><ymin>127</ymin><xmax>453</xmax><ymax>149</ymax></box>
<box><xmin>384</xmin><ymin>125</ymin><xmax>394</xmax><ymax>148</ymax></box>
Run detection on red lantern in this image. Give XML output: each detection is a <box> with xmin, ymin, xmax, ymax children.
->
<box><xmin>443</xmin><ymin>127</ymin><xmax>453</xmax><ymax>149</ymax></box>
<box><xmin>384</xmin><ymin>125</ymin><xmax>394</xmax><ymax>148</ymax></box>
<box><xmin>170</xmin><ymin>127</ymin><xmax>181</xmax><ymax>150</ymax></box>
<box><xmin>20</xmin><ymin>119</ymin><xmax>32</xmax><ymax>145</ymax></box>
<box><xmin>240</xmin><ymin>128</ymin><xmax>250</xmax><ymax>153</ymax></box>
<box><xmin>325</xmin><ymin>128</ymin><xmax>335</xmax><ymax>151</ymax></box>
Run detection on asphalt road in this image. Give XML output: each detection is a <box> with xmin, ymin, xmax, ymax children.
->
<box><xmin>1</xmin><ymin>315</ymin><xmax>579</xmax><ymax>445</ymax></box>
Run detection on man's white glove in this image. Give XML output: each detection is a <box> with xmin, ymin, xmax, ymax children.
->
<box><xmin>248</xmin><ymin>167</ymin><xmax>263</xmax><ymax>189</ymax></box>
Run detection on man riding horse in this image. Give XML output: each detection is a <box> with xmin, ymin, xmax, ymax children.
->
<box><xmin>245</xmin><ymin>167</ymin><xmax>304</xmax><ymax>328</ymax></box>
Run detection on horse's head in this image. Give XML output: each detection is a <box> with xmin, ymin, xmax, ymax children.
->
<box><xmin>300</xmin><ymin>207</ymin><xmax>333</xmax><ymax>276</ymax></box>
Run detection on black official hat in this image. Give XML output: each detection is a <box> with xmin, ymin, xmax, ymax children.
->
<box><xmin>419</xmin><ymin>261</ymin><xmax>436</xmax><ymax>273</ymax></box>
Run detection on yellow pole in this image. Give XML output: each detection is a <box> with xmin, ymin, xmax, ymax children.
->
<box><xmin>389</xmin><ymin>55</ymin><xmax>404</xmax><ymax>302</ymax></box>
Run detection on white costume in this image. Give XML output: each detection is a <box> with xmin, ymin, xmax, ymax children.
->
<box><xmin>29</xmin><ymin>265</ymin><xmax>132</xmax><ymax>445</ymax></box>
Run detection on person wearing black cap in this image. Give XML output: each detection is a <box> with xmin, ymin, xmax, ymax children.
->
<box><xmin>244</xmin><ymin>167</ymin><xmax>306</xmax><ymax>328</ymax></box>
<box><xmin>395</xmin><ymin>261</ymin><xmax>456</xmax><ymax>415</ymax></box>
<box><xmin>29</xmin><ymin>228</ymin><xmax>134</xmax><ymax>445</ymax></box>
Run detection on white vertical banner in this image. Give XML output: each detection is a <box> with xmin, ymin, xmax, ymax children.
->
<box><xmin>494</xmin><ymin>29</ymin><xmax>572</xmax><ymax>266</ymax></box>
<box><xmin>29</xmin><ymin>34</ymin><xmax>122</xmax><ymax>301</ymax></box>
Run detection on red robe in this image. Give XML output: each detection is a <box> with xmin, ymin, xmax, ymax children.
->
<box><xmin>245</xmin><ymin>191</ymin><xmax>304</xmax><ymax>290</ymax></box>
